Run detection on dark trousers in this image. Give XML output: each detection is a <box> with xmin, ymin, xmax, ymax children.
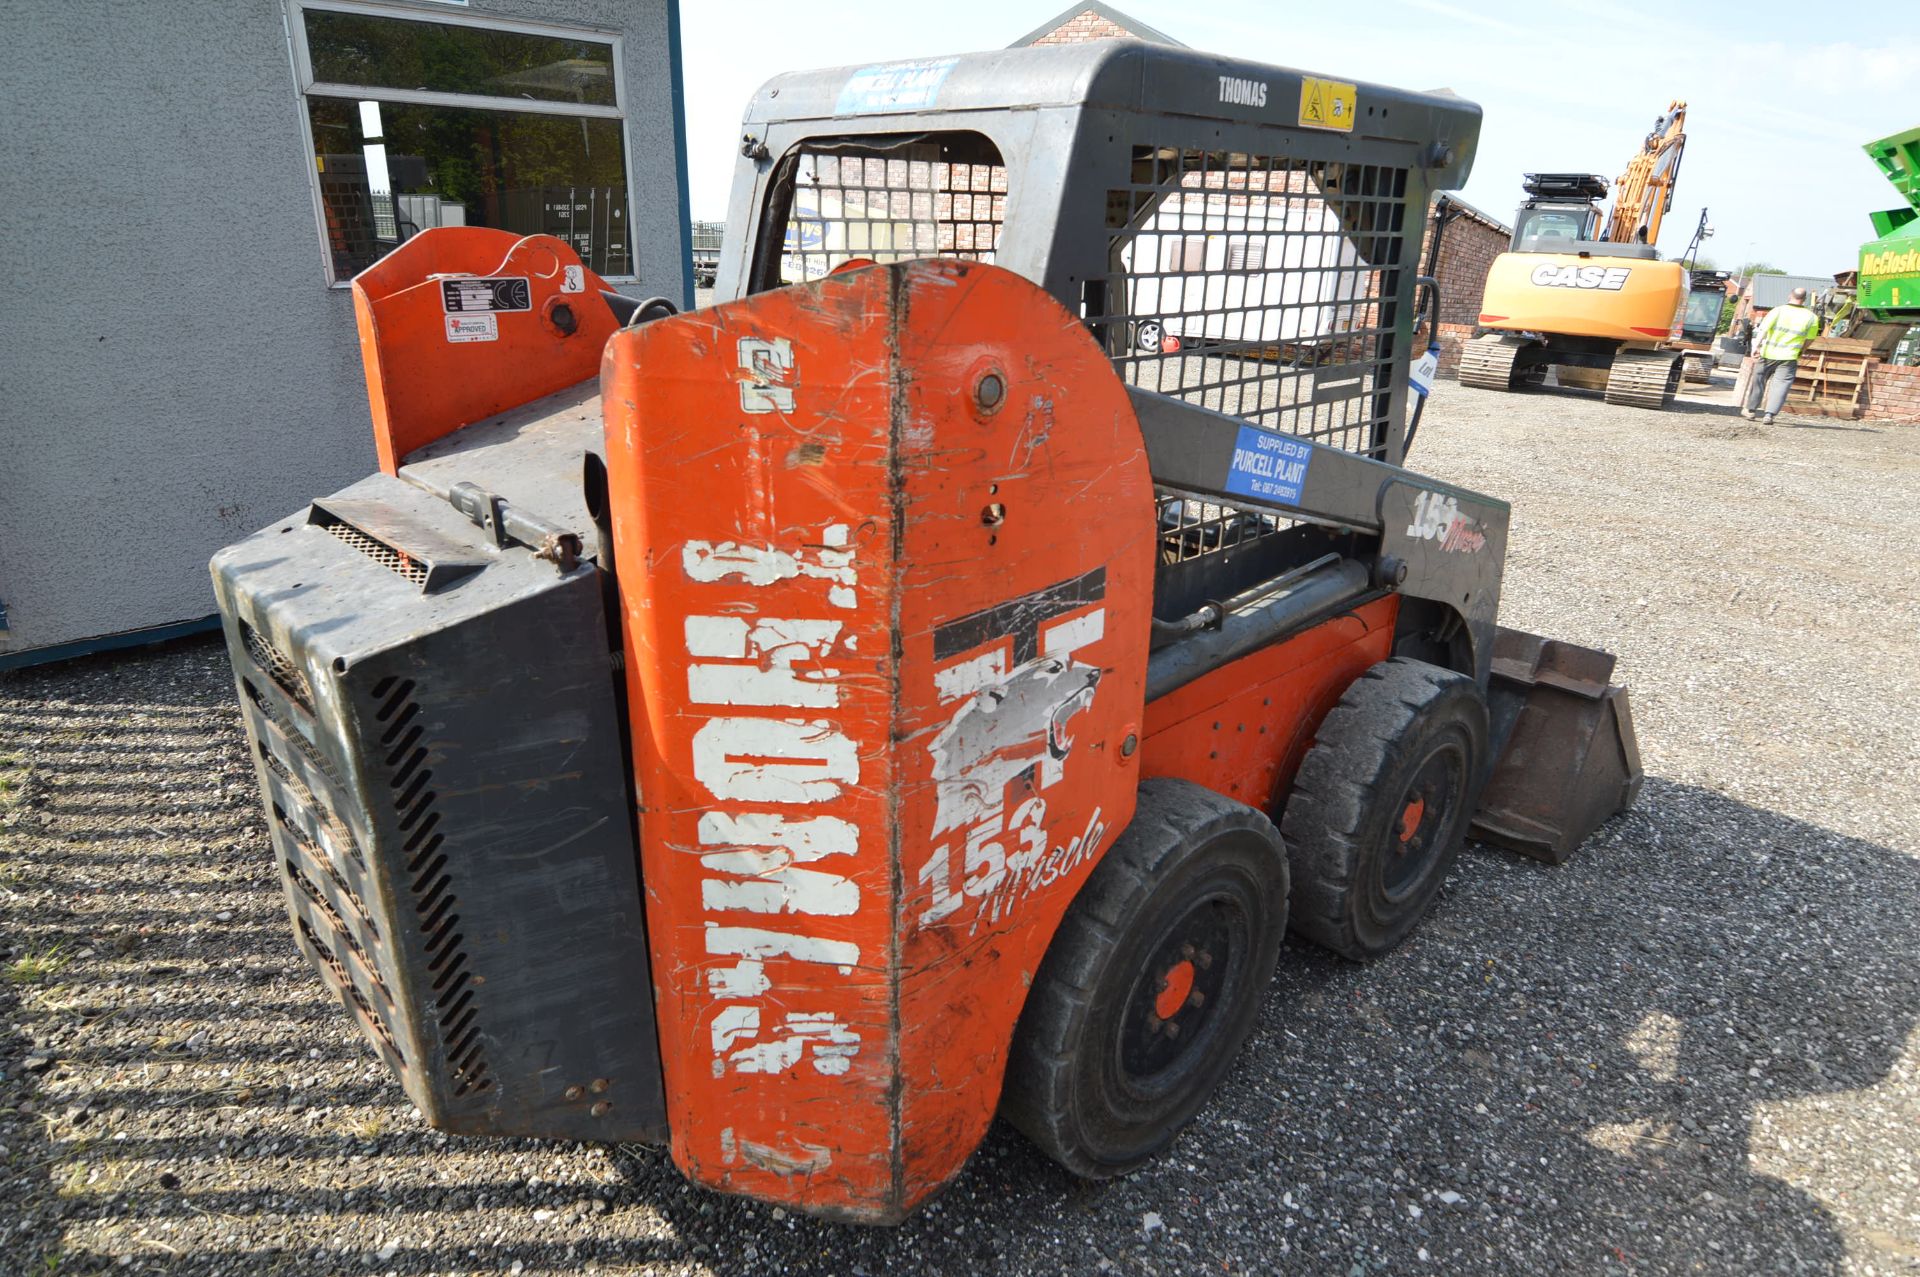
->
<box><xmin>1745</xmin><ymin>358</ymin><xmax>1797</xmax><ymax>416</ymax></box>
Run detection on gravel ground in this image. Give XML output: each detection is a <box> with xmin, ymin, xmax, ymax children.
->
<box><xmin>5</xmin><ymin>372</ymin><xmax>1919</xmax><ymax>1276</ymax></box>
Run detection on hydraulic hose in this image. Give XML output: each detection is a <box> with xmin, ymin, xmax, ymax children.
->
<box><xmin>1403</xmin><ymin>194</ymin><xmax>1462</xmax><ymax>460</ymax></box>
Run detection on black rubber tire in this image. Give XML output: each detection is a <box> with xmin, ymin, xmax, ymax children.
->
<box><xmin>1281</xmin><ymin>657</ymin><xmax>1489</xmax><ymax>962</ymax></box>
<box><xmin>1000</xmin><ymin>777</ymin><xmax>1289</xmax><ymax>1179</ymax></box>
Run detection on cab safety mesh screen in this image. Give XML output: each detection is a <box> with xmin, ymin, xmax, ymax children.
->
<box><xmin>1090</xmin><ymin>146</ymin><xmax>1413</xmax><ymax>461</ymax></box>
<box><xmin>772</xmin><ymin>135</ymin><xmax>1007</xmax><ymax>285</ymax></box>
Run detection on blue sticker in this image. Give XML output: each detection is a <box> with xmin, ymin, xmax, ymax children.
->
<box><xmin>835</xmin><ymin>58</ymin><xmax>959</xmax><ymax>115</ymax></box>
<box><xmin>1222</xmin><ymin>425</ymin><xmax>1313</xmax><ymax>505</ymax></box>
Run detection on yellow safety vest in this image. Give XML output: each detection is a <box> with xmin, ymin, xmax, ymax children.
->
<box><xmin>1756</xmin><ymin>304</ymin><xmax>1821</xmax><ymax>361</ymax></box>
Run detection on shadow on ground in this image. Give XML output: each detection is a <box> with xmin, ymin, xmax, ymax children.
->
<box><xmin>5</xmin><ymin>640</ymin><xmax>1916</xmax><ymax>1274</ymax></box>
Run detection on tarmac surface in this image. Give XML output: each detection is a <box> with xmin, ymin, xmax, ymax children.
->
<box><xmin>4</xmin><ymin>370</ymin><xmax>1919</xmax><ymax>1275</ymax></box>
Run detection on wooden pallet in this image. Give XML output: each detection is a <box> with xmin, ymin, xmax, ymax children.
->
<box><xmin>1789</xmin><ymin>338</ymin><xmax>1874</xmax><ymax>416</ymax></box>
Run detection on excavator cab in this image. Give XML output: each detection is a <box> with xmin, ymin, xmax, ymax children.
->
<box><xmin>1513</xmin><ymin>204</ymin><xmax>1595</xmax><ymax>249</ymax></box>
<box><xmin>205</xmin><ymin>40</ymin><xmax>1641</xmax><ymax>1225</ymax></box>
<box><xmin>1508</xmin><ymin>174</ymin><xmax>1652</xmax><ymax>259</ymax></box>
<box><xmin>1510</xmin><ymin>173</ymin><xmax>1608</xmax><ymax>251</ymax></box>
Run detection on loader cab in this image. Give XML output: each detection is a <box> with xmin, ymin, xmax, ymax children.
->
<box><xmin>721</xmin><ymin>40</ymin><xmax>1483</xmax><ymax>475</ymax></box>
<box><xmin>713</xmin><ymin>41</ymin><xmax>1490</xmax><ymax>651</ymax></box>
<box><xmin>1511</xmin><ymin>172</ymin><xmax>1605</xmax><ymax>253</ymax></box>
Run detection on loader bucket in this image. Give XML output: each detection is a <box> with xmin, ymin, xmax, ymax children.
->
<box><xmin>1470</xmin><ymin>627</ymin><xmax>1643</xmax><ymax>864</ymax></box>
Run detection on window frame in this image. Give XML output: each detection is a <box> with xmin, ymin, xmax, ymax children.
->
<box><xmin>283</xmin><ymin>0</ymin><xmax>639</xmax><ymax>286</ymax></box>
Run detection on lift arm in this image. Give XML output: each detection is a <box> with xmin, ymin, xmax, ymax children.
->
<box><xmin>1128</xmin><ymin>388</ymin><xmax>1509</xmax><ymax>684</ymax></box>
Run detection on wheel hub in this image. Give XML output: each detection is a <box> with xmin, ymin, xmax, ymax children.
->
<box><xmin>1382</xmin><ymin>747</ymin><xmax>1462</xmax><ymax>900</ymax></box>
<box><xmin>1118</xmin><ymin>905</ymin><xmax>1238</xmax><ymax>1093</ymax></box>
<box><xmin>1398</xmin><ymin>794</ymin><xmax>1427</xmax><ymax>844</ymax></box>
<box><xmin>1152</xmin><ymin>958</ymin><xmax>1197</xmax><ymax>1021</ymax></box>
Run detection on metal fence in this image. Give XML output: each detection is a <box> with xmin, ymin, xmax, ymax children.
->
<box><xmin>759</xmin><ymin>137</ymin><xmax>1413</xmax><ymax>575</ymax></box>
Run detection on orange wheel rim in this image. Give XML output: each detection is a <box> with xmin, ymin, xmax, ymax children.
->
<box><xmin>1398</xmin><ymin>795</ymin><xmax>1427</xmax><ymax>844</ymax></box>
<box><xmin>1153</xmin><ymin>959</ymin><xmax>1196</xmax><ymax>1020</ymax></box>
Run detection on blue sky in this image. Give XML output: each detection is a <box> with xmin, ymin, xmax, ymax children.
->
<box><xmin>677</xmin><ymin>0</ymin><xmax>1916</xmax><ymax>275</ymax></box>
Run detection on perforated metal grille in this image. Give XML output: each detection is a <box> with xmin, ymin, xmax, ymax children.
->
<box><xmin>269</xmin><ymin>725</ymin><xmax>400</xmax><ymax>1069</ymax></box>
<box><xmin>776</xmin><ymin>136</ymin><xmax>1006</xmax><ymax>285</ymax></box>
<box><xmin>319</xmin><ymin>516</ymin><xmax>429</xmax><ymax>586</ymax></box>
<box><xmin>371</xmin><ymin>676</ymin><xmax>491</xmax><ymax>1098</ymax></box>
<box><xmin>275</xmin><ymin>804</ymin><xmax>382</xmax><ymax>945</ymax></box>
<box><xmin>239</xmin><ymin>620</ymin><xmax>314</xmax><ymax>711</ymax></box>
<box><xmin>240</xmin><ymin>634</ymin><xmax>402</xmax><ymax>1068</ymax></box>
<box><xmin>288</xmin><ymin>857</ymin><xmax>392</xmax><ymax>994</ymax></box>
<box><xmin>1090</xmin><ymin>147</ymin><xmax>1413</xmax><ymax>460</ymax></box>
<box><xmin>298</xmin><ymin>915</ymin><xmax>402</xmax><ymax>1059</ymax></box>
<box><xmin>257</xmin><ymin>738</ymin><xmax>368</xmax><ymax>871</ymax></box>
<box><xmin>242</xmin><ymin>678</ymin><xmax>337</xmax><ymax>784</ymax></box>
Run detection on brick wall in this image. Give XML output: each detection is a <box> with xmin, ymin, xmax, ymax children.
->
<box><xmin>1418</xmin><ymin>209</ymin><xmax>1509</xmax><ymax>373</ymax></box>
<box><xmin>1766</xmin><ymin>358</ymin><xmax>1920</xmax><ymax>424</ymax></box>
<box><xmin>1028</xmin><ymin>9</ymin><xmax>1134</xmax><ymax>43</ymax></box>
<box><xmin>1865</xmin><ymin>362</ymin><xmax>1920</xmax><ymax>423</ymax></box>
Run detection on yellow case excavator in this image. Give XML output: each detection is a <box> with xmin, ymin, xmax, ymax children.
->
<box><xmin>1463</xmin><ymin>102</ymin><xmax>1689</xmax><ymax>409</ymax></box>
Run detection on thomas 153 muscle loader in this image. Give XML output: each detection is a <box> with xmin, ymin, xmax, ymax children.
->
<box><xmin>209</xmin><ymin>41</ymin><xmax>1640</xmax><ymax>1223</ymax></box>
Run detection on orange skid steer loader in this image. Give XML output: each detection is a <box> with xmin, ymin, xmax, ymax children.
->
<box><xmin>209</xmin><ymin>43</ymin><xmax>1640</xmax><ymax>1223</ymax></box>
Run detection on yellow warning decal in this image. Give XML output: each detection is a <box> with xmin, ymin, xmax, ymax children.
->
<box><xmin>1299</xmin><ymin>77</ymin><xmax>1357</xmax><ymax>133</ymax></box>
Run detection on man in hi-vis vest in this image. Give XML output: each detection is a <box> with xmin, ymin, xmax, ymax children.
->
<box><xmin>1741</xmin><ymin>287</ymin><xmax>1822</xmax><ymax>424</ymax></box>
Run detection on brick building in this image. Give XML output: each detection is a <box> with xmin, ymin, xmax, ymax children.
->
<box><xmin>1013</xmin><ymin>3</ymin><xmax>1184</xmax><ymax>47</ymax></box>
<box><xmin>1419</xmin><ymin>197</ymin><xmax>1513</xmax><ymax>374</ymax></box>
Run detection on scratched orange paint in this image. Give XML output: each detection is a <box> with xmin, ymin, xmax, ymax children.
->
<box><xmin>601</xmin><ymin>261</ymin><xmax>1155</xmax><ymax>1220</ymax></box>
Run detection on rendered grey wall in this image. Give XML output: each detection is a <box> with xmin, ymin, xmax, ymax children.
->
<box><xmin>0</xmin><ymin>0</ymin><xmax>686</xmax><ymax>661</ymax></box>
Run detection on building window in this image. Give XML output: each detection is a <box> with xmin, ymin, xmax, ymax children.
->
<box><xmin>290</xmin><ymin>2</ymin><xmax>633</xmax><ymax>283</ymax></box>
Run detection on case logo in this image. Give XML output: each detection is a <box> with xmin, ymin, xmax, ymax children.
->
<box><xmin>1530</xmin><ymin>263</ymin><xmax>1632</xmax><ymax>291</ymax></box>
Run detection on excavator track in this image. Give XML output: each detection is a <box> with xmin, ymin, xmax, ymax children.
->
<box><xmin>1459</xmin><ymin>335</ymin><xmax>1537</xmax><ymax>391</ymax></box>
<box><xmin>1603</xmin><ymin>348</ymin><xmax>1683</xmax><ymax>410</ymax></box>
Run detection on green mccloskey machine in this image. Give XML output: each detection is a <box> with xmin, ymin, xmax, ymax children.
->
<box><xmin>1858</xmin><ymin>128</ymin><xmax>1920</xmax><ymax>323</ymax></box>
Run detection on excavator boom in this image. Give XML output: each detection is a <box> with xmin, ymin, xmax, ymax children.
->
<box><xmin>1606</xmin><ymin>101</ymin><xmax>1687</xmax><ymax>245</ymax></box>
